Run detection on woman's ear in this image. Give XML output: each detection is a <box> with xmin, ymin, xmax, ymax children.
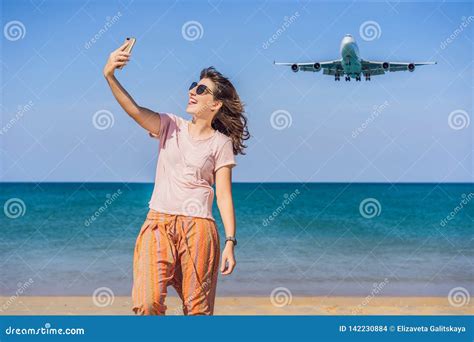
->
<box><xmin>212</xmin><ymin>100</ymin><xmax>223</xmax><ymax>112</ymax></box>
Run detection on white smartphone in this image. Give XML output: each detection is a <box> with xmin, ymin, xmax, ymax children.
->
<box><xmin>119</xmin><ymin>37</ymin><xmax>136</xmax><ymax>69</ymax></box>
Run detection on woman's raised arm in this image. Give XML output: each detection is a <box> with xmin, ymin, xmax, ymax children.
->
<box><xmin>103</xmin><ymin>42</ymin><xmax>161</xmax><ymax>136</ymax></box>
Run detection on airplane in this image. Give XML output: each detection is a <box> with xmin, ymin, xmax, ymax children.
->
<box><xmin>274</xmin><ymin>34</ymin><xmax>437</xmax><ymax>81</ymax></box>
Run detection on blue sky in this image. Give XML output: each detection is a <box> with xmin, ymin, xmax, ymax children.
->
<box><xmin>1</xmin><ymin>0</ymin><xmax>472</xmax><ymax>182</ymax></box>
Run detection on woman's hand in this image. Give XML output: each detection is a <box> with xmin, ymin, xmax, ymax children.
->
<box><xmin>220</xmin><ymin>242</ymin><xmax>236</xmax><ymax>275</ymax></box>
<box><xmin>103</xmin><ymin>41</ymin><xmax>131</xmax><ymax>78</ymax></box>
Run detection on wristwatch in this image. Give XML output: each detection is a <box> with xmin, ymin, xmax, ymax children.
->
<box><xmin>225</xmin><ymin>236</ymin><xmax>237</xmax><ymax>246</ymax></box>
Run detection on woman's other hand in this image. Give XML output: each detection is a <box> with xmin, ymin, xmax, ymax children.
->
<box><xmin>220</xmin><ymin>242</ymin><xmax>236</xmax><ymax>275</ymax></box>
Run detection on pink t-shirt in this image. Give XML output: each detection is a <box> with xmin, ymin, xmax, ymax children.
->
<box><xmin>148</xmin><ymin>113</ymin><xmax>236</xmax><ymax>221</ymax></box>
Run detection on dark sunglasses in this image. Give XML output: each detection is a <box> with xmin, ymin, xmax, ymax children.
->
<box><xmin>189</xmin><ymin>82</ymin><xmax>214</xmax><ymax>96</ymax></box>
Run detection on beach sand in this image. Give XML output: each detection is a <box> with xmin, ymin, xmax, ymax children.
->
<box><xmin>1</xmin><ymin>296</ymin><xmax>472</xmax><ymax>315</ymax></box>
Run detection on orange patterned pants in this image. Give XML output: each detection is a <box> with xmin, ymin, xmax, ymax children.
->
<box><xmin>132</xmin><ymin>210</ymin><xmax>220</xmax><ymax>315</ymax></box>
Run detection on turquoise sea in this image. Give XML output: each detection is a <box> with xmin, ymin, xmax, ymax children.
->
<box><xmin>0</xmin><ymin>182</ymin><xmax>472</xmax><ymax>297</ymax></box>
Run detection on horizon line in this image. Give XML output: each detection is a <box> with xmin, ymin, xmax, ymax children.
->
<box><xmin>0</xmin><ymin>181</ymin><xmax>473</xmax><ymax>185</ymax></box>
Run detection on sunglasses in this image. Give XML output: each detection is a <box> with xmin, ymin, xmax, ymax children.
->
<box><xmin>189</xmin><ymin>82</ymin><xmax>214</xmax><ymax>96</ymax></box>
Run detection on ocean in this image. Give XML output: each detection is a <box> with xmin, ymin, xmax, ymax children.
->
<box><xmin>1</xmin><ymin>182</ymin><xmax>472</xmax><ymax>297</ymax></box>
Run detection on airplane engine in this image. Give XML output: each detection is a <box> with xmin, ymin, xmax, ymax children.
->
<box><xmin>291</xmin><ymin>64</ymin><xmax>299</xmax><ymax>72</ymax></box>
<box><xmin>408</xmin><ymin>63</ymin><xmax>415</xmax><ymax>72</ymax></box>
<box><xmin>382</xmin><ymin>62</ymin><xmax>390</xmax><ymax>70</ymax></box>
<box><xmin>313</xmin><ymin>62</ymin><xmax>321</xmax><ymax>71</ymax></box>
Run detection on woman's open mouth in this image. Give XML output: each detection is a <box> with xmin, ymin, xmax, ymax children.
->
<box><xmin>188</xmin><ymin>97</ymin><xmax>198</xmax><ymax>105</ymax></box>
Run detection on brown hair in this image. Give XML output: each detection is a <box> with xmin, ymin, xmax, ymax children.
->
<box><xmin>200</xmin><ymin>67</ymin><xmax>249</xmax><ymax>155</ymax></box>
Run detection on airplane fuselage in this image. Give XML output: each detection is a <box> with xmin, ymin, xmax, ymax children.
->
<box><xmin>340</xmin><ymin>35</ymin><xmax>362</xmax><ymax>78</ymax></box>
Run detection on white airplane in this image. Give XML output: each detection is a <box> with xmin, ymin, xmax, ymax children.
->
<box><xmin>274</xmin><ymin>34</ymin><xmax>436</xmax><ymax>81</ymax></box>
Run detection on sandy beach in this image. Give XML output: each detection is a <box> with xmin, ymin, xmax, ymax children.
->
<box><xmin>1</xmin><ymin>296</ymin><xmax>472</xmax><ymax>315</ymax></box>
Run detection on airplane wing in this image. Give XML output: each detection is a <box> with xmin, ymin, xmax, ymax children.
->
<box><xmin>361</xmin><ymin>60</ymin><xmax>437</xmax><ymax>75</ymax></box>
<box><xmin>274</xmin><ymin>60</ymin><xmax>342</xmax><ymax>74</ymax></box>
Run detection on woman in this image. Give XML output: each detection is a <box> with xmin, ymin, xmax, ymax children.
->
<box><xmin>103</xmin><ymin>41</ymin><xmax>249</xmax><ymax>315</ymax></box>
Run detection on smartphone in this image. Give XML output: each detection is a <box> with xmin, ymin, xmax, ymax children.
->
<box><xmin>119</xmin><ymin>37</ymin><xmax>136</xmax><ymax>69</ymax></box>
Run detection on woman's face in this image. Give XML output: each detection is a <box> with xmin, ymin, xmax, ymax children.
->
<box><xmin>186</xmin><ymin>77</ymin><xmax>220</xmax><ymax>118</ymax></box>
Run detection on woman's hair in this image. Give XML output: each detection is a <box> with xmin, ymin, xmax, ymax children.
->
<box><xmin>200</xmin><ymin>67</ymin><xmax>249</xmax><ymax>155</ymax></box>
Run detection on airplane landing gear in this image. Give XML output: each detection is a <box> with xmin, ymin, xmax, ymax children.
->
<box><xmin>356</xmin><ymin>76</ymin><xmax>361</xmax><ymax>81</ymax></box>
<box><xmin>335</xmin><ymin>74</ymin><xmax>340</xmax><ymax>81</ymax></box>
<box><xmin>364</xmin><ymin>74</ymin><xmax>371</xmax><ymax>81</ymax></box>
<box><xmin>345</xmin><ymin>76</ymin><xmax>350</xmax><ymax>81</ymax></box>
